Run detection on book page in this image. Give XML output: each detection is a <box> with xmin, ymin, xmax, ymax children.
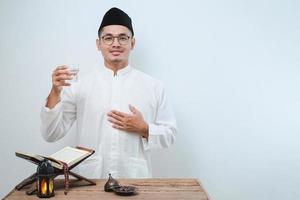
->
<box><xmin>15</xmin><ymin>151</ymin><xmax>44</xmax><ymax>163</ymax></box>
<box><xmin>50</xmin><ymin>146</ymin><xmax>89</xmax><ymax>166</ymax></box>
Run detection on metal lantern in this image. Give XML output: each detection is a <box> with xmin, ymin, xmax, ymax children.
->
<box><xmin>37</xmin><ymin>159</ymin><xmax>55</xmax><ymax>198</ymax></box>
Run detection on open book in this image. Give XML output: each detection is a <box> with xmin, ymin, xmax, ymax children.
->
<box><xmin>16</xmin><ymin>146</ymin><xmax>94</xmax><ymax>170</ymax></box>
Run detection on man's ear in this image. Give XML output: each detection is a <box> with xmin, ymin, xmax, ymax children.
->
<box><xmin>96</xmin><ymin>38</ymin><xmax>101</xmax><ymax>51</ymax></box>
<box><xmin>131</xmin><ymin>37</ymin><xmax>135</xmax><ymax>50</ymax></box>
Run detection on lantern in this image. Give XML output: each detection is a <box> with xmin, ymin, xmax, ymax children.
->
<box><xmin>37</xmin><ymin>159</ymin><xmax>55</xmax><ymax>198</ymax></box>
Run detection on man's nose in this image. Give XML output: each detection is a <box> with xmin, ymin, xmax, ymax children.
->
<box><xmin>112</xmin><ymin>37</ymin><xmax>121</xmax><ymax>47</ymax></box>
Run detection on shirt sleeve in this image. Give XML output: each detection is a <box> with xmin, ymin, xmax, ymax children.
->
<box><xmin>142</xmin><ymin>83</ymin><xmax>177</xmax><ymax>150</ymax></box>
<box><xmin>40</xmin><ymin>87</ymin><xmax>77</xmax><ymax>142</ymax></box>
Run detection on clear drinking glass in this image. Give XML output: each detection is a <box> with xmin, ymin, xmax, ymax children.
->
<box><xmin>67</xmin><ymin>67</ymin><xmax>79</xmax><ymax>83</ymax></box>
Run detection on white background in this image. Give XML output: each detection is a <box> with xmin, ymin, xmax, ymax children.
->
<box><xmin>0</xmin><ymin>1</ymin><xmax>299</xmax><ymax>199</ymax></box>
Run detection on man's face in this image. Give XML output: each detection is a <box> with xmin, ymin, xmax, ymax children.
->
<box><xmin>96</xmin><ymin>25</ymin><xmax>135</xmax><ymax>67</ymax></box>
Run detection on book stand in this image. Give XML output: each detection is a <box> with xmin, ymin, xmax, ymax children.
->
<box><xmin>15</xmin><ymin>146</ymin><xmax>96</xmax><ymax>195</ymax></box>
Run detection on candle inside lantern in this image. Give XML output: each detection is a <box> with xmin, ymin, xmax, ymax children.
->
<box><xmin>41</xmin><ymin>179</ymin><xmax>47</xmax><ymax>195</ymax></box>
<box><xmin>37</xmin><ymin>159</ymin><xmax>55</xmax><ymax>198</ymax></box>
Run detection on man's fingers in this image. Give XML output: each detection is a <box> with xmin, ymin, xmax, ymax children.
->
<box><xmin>107</xmin><ymin>112</ymin><xmax>125</xmax><ymax>122</ymax></box>
<box><xmin>57</xmin><ymin>82</ymin><xmax>71</xmax><ymax>87</ymax></box>
<box><xmin>58</xmin><ymin>79</ymin><xmax>72</xmax><ymax>86</ymax></box>
<box><xmin>128</xmin><ymin>104</ymin><xmax>139</xmax><ymax>114</ymax></box>
<box><xmin>53</xmin><ymin>65</ymin><xmax>71</xmax><ymax>77</ymax></box>
<box><xmin>63</xmin><ymin>83</ymin><xmax>71</xmax><ymax>86</ymax></box>
<box><xmin>53</xmin><ymin>69</ymin><xmax>71</xmax><ymax>77</ymax></box>
<box><xmin>53</xmin><ymin>79</ymin><xmax>70</xmax><ymax>87</ymax></box>
<box><xmin>52</xmin><ymin>69</ymin><xmax>73</xmax><ymax>82</ymax></box>
<box><xmin>112</xmin><ymin>124</ymin><xmax>126</xmax><ymax>130</ymax></box>
<box><xmin>110</xmin><ymin>110</ymin><xmax>129</xmax><ymax>118</ymax></box>
<box><xmin>54</xmin><ymin>74</ymin><xmax>73</xmax><ymax>82</ymax></box>
<box><xmin>56</xmin><ymin>65</ymin><xmax>68</xmax><ymax>70</ymax></box>
<box><xmin>108</xmin><ymin>117</ymin><xmax>124</xmax><ymax>127</ymax></box>
<box><xmin>55</xmin><ymin>69</ymin><xmax>71</xmax><ymax>76</ymax></box>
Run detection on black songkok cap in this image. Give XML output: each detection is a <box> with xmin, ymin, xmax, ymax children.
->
<box><xmin>99</xmin><ymin>7</ymin><xmax>134</xmax><ymax>36</ymax></box>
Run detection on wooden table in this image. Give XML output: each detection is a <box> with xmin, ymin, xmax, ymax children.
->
<box><xmin>4</xmin><ymin>179</ymin><xmax>210</xmax><ymax>200</ymax></box>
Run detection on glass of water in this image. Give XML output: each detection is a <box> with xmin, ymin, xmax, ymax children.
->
<box><xmin>68</xmin><ymin>67</ymin><xmax>79</xmax><ymax>83</ymax></box>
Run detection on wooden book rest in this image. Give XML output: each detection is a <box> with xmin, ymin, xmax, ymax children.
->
<box><xmin>15</xmin><ymin>146</ymin><xmax>96</xmax><ymax>195</ymax></box>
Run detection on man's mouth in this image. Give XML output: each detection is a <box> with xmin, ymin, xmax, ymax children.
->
<box><xmin>110</xmin><ymin>50</ymin><xmax>123</xmax><ymax>56</ymax></box>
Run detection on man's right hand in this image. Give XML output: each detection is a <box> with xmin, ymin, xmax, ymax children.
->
<box><xmin>52</xmin><ymin>65</ymin><xmax>73</xmax><ymax>94</ymax></box>
<box><xmin>46</xmin><ymin>65</ymin><xmax>72</xmax><ymax>109</ymax></box>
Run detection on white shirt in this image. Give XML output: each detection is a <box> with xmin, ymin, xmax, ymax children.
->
<box><xmin>40</xmin><ymin>65</ymin><xmax>177</xmax><ymax>178</ymax></box>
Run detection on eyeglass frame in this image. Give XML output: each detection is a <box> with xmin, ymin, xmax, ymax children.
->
<box><xmin>100</xmin><ymin>34</ymin><xmax>132</xmax><ymax>45</ymax></box>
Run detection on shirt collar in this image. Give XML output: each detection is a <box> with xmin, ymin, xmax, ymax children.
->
<box><xmin>101</xmin><ymin>64</ymin><xmax>132</xmax><ymax>77</ymax></box>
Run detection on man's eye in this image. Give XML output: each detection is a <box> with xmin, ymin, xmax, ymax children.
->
<box><xmin>119</xmin><ymin>36</ymin><xmax>128</xmax><ymax>41</ymax></box>
<box><xmin>104</xmin><ymin>36</ymin><xmax>113</xmax><ymax>41</ymax></box>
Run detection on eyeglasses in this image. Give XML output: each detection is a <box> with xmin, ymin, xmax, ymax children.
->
<box><xmin>101</xmin><ymin>34</ymin><xmax>131</xmax><ymax>45</ymax></box>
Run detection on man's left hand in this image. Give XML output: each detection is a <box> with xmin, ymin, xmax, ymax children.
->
<box><xmin>107</xmin><ymin>104</ymin><xmax>149</xmax><ymax>138</ymax></box>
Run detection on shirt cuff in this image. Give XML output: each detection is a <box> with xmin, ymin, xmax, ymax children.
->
<box><xmin>141</xmin><ymin>123</ymin><xmax>157</xmax><ymax>151</ymax></box>
<box><xmin>42</xmin><ymin>102</ymin><xmax>62</xmax><ymax>114</ymax></box>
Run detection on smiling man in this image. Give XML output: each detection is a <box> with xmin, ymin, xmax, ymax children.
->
<box><xmin>41</xmin><ymin>7</ymin><xmax>177</xmax><ymax>178</ymax></box>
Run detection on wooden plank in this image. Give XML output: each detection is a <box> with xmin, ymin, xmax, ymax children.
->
<box><xmin>4</xmin><ymin>179</ymin><xmax>210</xmax><ymax>200</ymax></box>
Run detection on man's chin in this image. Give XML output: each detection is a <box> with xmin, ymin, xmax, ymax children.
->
<box><xmin>110</xmin><ymin>58</ymin><xmax>123</xmax><ymax>63</ymax></box>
